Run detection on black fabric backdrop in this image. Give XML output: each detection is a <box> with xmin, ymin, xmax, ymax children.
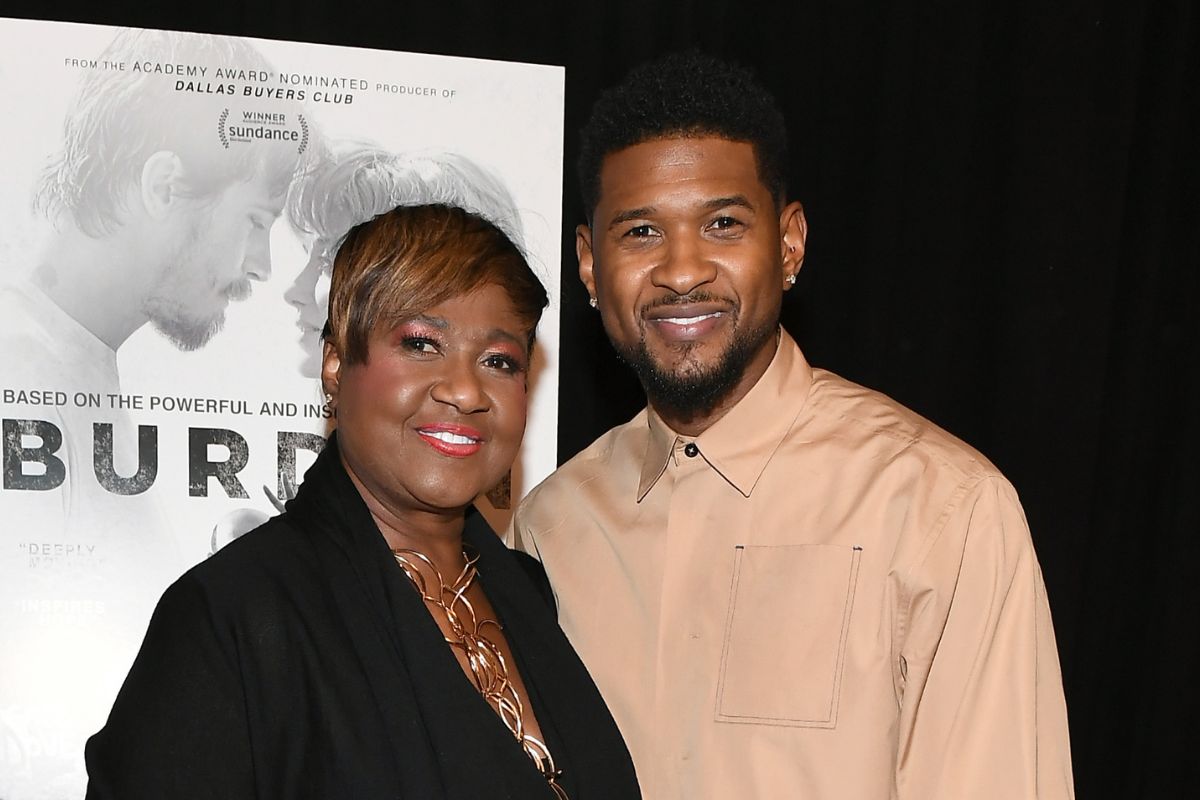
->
<box><xmin>8</xmin><ymin>1</ymin><xmax>1197</xmax><ymax>796</ymax></box>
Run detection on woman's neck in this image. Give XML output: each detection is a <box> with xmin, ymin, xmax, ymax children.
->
<box><xmin>340</xmin><ymin>455</ymin><xmax>469</xmax><ymax>575</ymax></box>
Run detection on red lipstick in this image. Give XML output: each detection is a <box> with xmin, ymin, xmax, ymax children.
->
<box><xmin>416</xmin><ymin>423</ymin><xmax>484</xmax><ymax>457</ymax></box>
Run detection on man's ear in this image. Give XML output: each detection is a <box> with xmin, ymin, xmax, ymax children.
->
<box><xmin>576</xmin><ymin>223</ymin><xmax>598</xmax><ymax>303</ymax></box>
<box><xmin>321</xmin><ymin>341</ymin><xmax>342</xmax><ymax>403</ymax></box>
<box><xmin>779</xmin><ymin>201</ymin><xmax>808</xmax><ymax>287</ymax></box>
<box><xmin>140</xmin><ymin>151</ymin><xmax>185</xmax><ymax>220</ymax></box>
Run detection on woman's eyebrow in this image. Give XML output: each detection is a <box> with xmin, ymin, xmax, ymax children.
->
<box><xmin>409</xmin><ymin>314</ymin><xmax>450</xmax><ymax>330</ymax></box>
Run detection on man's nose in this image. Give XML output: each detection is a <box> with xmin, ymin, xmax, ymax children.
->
<box><xmin>245</xmin><ymin>235</ymin><xmax>272</xmax><ymax>282</ymax></box>
<box><xmin>649</xmin><ymin>235</ymin><xmax>717</xmax><ymax>295</ymax></box>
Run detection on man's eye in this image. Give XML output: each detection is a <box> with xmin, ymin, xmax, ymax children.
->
<box><xmin>625</xmin><ymin>224</ymin><xmax>655</xmax><ymax>238</ymax></box>
<box><xmin>710</xmin><ymin>216</ymin><xmax>741</xmax><ymax>230</ymax></box>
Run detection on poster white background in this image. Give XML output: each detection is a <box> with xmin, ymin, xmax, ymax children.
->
<box><xmin>0</xmin><ymin>17</ymin><xmax>563</xmax><ymax>798</ymax></box>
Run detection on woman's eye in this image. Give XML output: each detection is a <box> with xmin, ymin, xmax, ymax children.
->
<box><xmin>401</xmin><ymin>337</ymin><xmax>439</xmax><ymax>354</ymax></box>
<box><xmin>483</xmin><ymin>353</ymin><xmax>523</xmax><ymax>373</ymax></box>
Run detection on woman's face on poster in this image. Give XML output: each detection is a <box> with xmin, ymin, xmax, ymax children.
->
<box><xmin>285</xmin><ymin>238</ymin><xmax>333</xmax><ymax>378</ymax></box>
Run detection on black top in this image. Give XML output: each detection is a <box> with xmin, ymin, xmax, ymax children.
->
<box><xmin>85</xmin><ymin>435</ymin><xmax>640</xmax><ymax>799</ymax></box>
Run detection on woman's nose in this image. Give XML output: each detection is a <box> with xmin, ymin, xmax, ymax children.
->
<box><xmin>429</xmin><ymin>358</ymin><xmax>490</xmax><ymax>414</ymax></box>
<box><xmin>286</xmin><ymin>255</ymin><xmax>321</xmax><ymax>309</ymax></box>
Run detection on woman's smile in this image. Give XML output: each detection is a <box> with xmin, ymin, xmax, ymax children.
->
<box><xmin>417</xmin><ymin>423</ymin><xmax>485</xmax><ymax>457</ymax></box>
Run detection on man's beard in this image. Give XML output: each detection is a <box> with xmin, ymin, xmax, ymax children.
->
<box><xmin>614</xmin><ymin>314</ymin><xmax>776</xmax><ymax>425</ymax></box>
<box><xmin>149</xmin><ymin>299</ymin><xmax>225</xmax><ymax>352</ymax></box>
<box><xmin>144</xmin><ymin>215</ymin><xmax>245</xmax><ymax>352</ymax></box>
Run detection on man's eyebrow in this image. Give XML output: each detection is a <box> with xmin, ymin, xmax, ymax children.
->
<box><xmin>607</xmin><ymin>206</ymin><xmax>656</xmax><ymax>229</ymax></box>
<box><xmin>605</xmin><ymin>195</ymin><xmax>759</xmax><ymax>230</ymax></box>
<box><xmin>702</xmin><ymin>194</ymin><xmax>757</xmax><ymax>213</ymax></box>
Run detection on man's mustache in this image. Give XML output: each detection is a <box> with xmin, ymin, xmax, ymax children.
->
<box><xmin>640</xmin><ymin>291</ymin><xmax>733</xmax><ymax>312</ymax></box>
<box><xmin>224</xmin><ymin>279</ymin><xmax>253</xmax><ymax>301</ymax></box>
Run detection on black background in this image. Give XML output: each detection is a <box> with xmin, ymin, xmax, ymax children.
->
<box><xmin>7</xmin><ymin>2</ymin><xmax>1197</xmax><ymax>796</ymax></box>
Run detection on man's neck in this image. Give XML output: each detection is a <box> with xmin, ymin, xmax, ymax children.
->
<box><xmin>33</xmin><ymin>225</ymin><xmax>153</xmax><ymax>350</ymax></box>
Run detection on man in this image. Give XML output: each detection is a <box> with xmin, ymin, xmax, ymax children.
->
<box><xmin>0</xmin><ymin>28</ymin><xmax>308</xmax><ymax>798</ymax></box>
<box><xmin>0</xmin><ymin>27</ymin><xmax>308</xmax><ymax>531</ymax></box>
<box><xmin>21</xmin><ymin>28</ymin><xmax>303</xmax><ymax>357</ymax></box>
<box><xmin>513</xmin><ymin>51</ymin><xmax>1074</xmax><ymax>798</ymax></box>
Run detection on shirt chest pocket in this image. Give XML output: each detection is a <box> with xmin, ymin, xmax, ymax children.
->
<box><xmin>715</xmin><ymin>543</ymin><xmax>861</xmax><ymax>728</ymax></box>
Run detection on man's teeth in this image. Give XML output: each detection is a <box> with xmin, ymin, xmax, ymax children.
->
<box><xmin>426</xmin><ymin>431</ymin><xmax>478</xmax><ymax>445</ymax></box>
<box><xmin>660</xmin><ymin>312</ymin><xmax>721</xmax><ymax>324</ymax></box>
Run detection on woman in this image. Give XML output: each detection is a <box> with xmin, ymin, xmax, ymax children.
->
<box><xmin>85</xmin><ymin>205</ymin><xmax>641</xmax><ymax>799</ymax></box>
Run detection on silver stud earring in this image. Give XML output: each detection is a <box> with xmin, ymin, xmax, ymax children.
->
<box><xmin>324</xmin><ymin>392</ymin><xmax>333</xmax><ymax>404</ymax></box>
<box><xmin>589</xmin><ymin>297</ymin><xmax>598</xmax><ymax>308</ymax></box>
<box><xmin>786</xmin><ymin>274</ymin><xmax>797</xmax><ymax>285</ymax></box>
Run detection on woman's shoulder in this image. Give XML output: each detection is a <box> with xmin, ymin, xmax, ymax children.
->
<box><xmin>465</xmin><ymin>510</ymin><xmax>556</xmax><ymax>615</ymax></box>
<box><xmin>177</xmin><ymin>513</ymin><xmax>325</xmax><ymax>609</ymax></box>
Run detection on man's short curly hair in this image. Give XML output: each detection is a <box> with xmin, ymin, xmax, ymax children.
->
<box><xmin>577</xmin><ymin>51</ymin><xmax>789</xmax><ymax>221</ymax></box>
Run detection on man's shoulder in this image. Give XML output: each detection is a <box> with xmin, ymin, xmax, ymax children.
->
<box><xmin>517</xmin><ymin>408</ymin><xmax>649</xmax><ymax>528</ymax></box>
<box><xmin>804</xmin><ymin>367</ymin><xmax>1003</xmax><ymax>484</ymax></box>
<box><xmin>0</xmin><ymin>289</ymin><xmax>60</xmax><ymax>368</ymax></box>
<box><xmin>537</xmin><ymin>407</ymin><xmax>650</xmax><ymax>487</ymax></box>
<box><xmin>0</xmin><ymin>281</ymin><xmax>115</xmax><ymax>383</ymax></box>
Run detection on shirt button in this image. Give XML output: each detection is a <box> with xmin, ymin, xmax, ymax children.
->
<box><xmin>683</xmin><ymin>442</ymin><xmax>699</xmax><ymax>458</ymax></box>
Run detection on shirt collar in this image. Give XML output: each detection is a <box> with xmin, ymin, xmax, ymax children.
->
<box><xmin>637</xmin><ymin>328</ymin><xmax>813</xmax><ymax>501</ymax></box>
<box><xmin>10</xmin><ymin>279</ymin><xmax>117</xmax><ymax>358</ymax></box>
<box><xmin>2</xmin><ymin>279</ymin><xmax>121</xmax><ymax>389</ymax></box>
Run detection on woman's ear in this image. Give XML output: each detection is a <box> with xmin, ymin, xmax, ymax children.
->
<box><xmin>321</xmin><ymin>341</ymin><xmax>342</xmax><ymax>405</ymax></box>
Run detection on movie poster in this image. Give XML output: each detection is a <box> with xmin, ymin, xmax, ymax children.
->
<box><xmin>0</xmin><ymin>18</ymin><xmax>564</xmax><ymax>797</ymax></box>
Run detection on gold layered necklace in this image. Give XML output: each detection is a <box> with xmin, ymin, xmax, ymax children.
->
<box><xmin>392</xmin><ymin>545</ymin><xmax>568</xmax><ymax>800</ymax></box>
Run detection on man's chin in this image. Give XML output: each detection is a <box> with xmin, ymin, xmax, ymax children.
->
<box><xmin>620</xmin><ymin>347</ymin><xmax>738</xmax><ymax>419</ymax></box>
<box><xmin>642</xmin><ymin>337</ymin><xmax>735</xmax><ymax>382</ymax></box>
<box><xmin>653</xmin><ymin>348</ymin><xmax>716</xmax><ymax>376</ymax></box>
<box><xmin>617</xmin><ymin>321</ymin><xmax>777</xmax><ymax>421</ymax></box>
<box><xmin>151</xmin><ymin>312</ymin><xmax>225</xmax><ymax>352</ymax></box>
<box><xmin>639</xmin><ymin>334</ymin><xmax>721</xmax><ymax>368</ymax></box>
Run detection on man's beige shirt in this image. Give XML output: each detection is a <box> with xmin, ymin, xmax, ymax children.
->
<box><xmin>513</xmin><ymin>330</ymin><xmax>1073</xmax><ymax>799</ymax></box>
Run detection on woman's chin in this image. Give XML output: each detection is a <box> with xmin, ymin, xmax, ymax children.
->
<box><xmin>298</xmin><ymin>344</ymin><xmax>322</xmax><ymax>379</ymax></box>
<box><xmin>410</xmin><ymin>482</ymin><xmax>497</xmax><ymax>517</ymax></box>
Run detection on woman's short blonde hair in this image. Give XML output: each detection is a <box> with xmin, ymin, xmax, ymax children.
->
<box><xmin>326</xmin><ymin>204</ymin><xmax>547</xmax><ymax>365</ymax></box>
